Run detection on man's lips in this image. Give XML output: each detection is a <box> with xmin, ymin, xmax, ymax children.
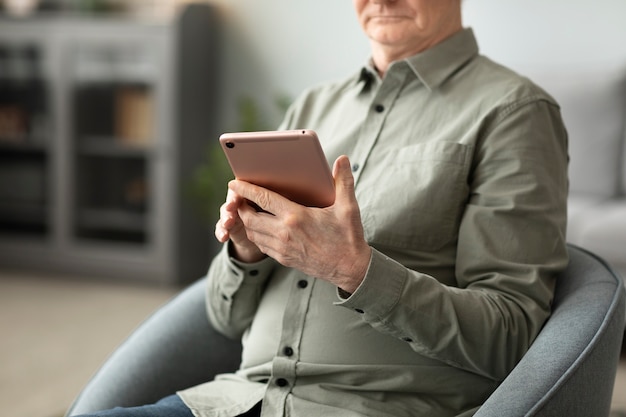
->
<box><xmin>369</xmin><ymin>15</ymin><xmax>410</xmax><ymax>21</ymax></box>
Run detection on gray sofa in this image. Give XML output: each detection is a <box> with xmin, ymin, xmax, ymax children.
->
<box><xmin>531</xmin><ymin>69</ymin><xmax>626</xmax><ymax>279</ymax></box>
<box><xmin>65</xmin><ymin>245</ymin><xmax>625</xmax><ymax>416</ymax></box>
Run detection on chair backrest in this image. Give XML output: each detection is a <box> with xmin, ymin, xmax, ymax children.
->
<box><xmin>475</xmin><ymin>244</ymin><xmax>625</xmax><ymax>417</ymax></box>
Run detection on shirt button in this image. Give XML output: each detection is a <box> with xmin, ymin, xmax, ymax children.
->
<box><xmin>297</xmin><ymin>280</ymin><xmax>308</xmax><ymax>289</ymax></box>
<box><xmin>275</xmin><ymin>378</ymin><xmax>289</xmax><ymax>387</ymax></box>
<box><xmin>352</xmin><ymin>163</ymin><xmax>360</xmax><ymax>172</ymax></box>
<box><xmin>283</xmin><ymin>346</ymin><xmax>294</xmax><ymax>356</ymax></box>
<box><xmin>374</xmin><ymin>104</ymin><xmax>385</xmax><ymax>113</ymax></box>
<box><xmin>221</xmin><ymin>294</ymin><xmax>229</xmax><ymax>301</ymax></box>
<box><xmin>249</xmin><ymin>269</ymin><xmax>259</xmax><ymax>276</ymax></box>
<box><xmin>355</xmin><ymin>308</ymin><xmax>365</xmax><ymax>314</ymax></box>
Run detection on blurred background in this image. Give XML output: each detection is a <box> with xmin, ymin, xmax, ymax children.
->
<box><xmin>1</xmin><ymin>0</ymin><xmax>625</xmax><ymax>416</ymax></box>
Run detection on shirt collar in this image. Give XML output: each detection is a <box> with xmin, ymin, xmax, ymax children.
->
<box><xmin>357</xmin><ymin>28</ymin><xmax>479</xmax><ymax>92</ymax></box>
<box><xmin>358</xmin><ymin>66</ymin><xmax>375</xmax><ymax>86</ymax></box>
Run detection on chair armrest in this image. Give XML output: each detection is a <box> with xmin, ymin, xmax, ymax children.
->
<box><xmin>66</xmin><ymin>278</ymin><xmax>242</xmax><ymax>416</ymax></box>
<box><xmin>474</xmin><ymin>245</ymin><xmax>625</xmax><ymax>417</ymax></box>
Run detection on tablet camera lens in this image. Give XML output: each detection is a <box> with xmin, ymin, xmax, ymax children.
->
<box><xmin>226</xmin><ymin>142</ymin><xmax>235</xmax><ymax>149</ymax></box>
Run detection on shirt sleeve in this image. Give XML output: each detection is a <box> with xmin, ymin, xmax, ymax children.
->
<box><xmin>336</xmin><ymin>98</ymin><xmax>569</xmax><ymax>381</ymax></box>
<box><xmin>206</xmin><ymin>243</ymin><xmax>277</xmax><ymax>340</ymax></box>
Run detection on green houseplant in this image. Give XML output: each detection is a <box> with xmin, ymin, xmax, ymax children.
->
<box><xmin>186</xmin><ymin>94</ymin><xmax>291</xmax><ymax>226</ymax></box>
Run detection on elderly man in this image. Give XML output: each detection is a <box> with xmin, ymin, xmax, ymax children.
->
<box><xmin>78</xmin><ymin>0</ymin><xmax>569</xmax><ymax>416</ymax></box>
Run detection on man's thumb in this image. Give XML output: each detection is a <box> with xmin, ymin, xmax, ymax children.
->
<box><xmin>332</xmin><ymin>155</ymin><xmax>356</xmax><ymax>202</ymax></box>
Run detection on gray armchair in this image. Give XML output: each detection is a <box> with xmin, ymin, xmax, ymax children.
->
<box><xmin>66</xmin><ymin>245</ymin><xmax>625</xmax><ymax>417</ymax></box>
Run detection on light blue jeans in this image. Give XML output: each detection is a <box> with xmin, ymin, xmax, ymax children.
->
<box><xmin>75</xmin><ymin>395</ymin><xmax>262</xmax><ymax>417</ymax></box>
<box><xmin>74</xmin><ymin>395</ymin><xmax>193</xmax><ymax>417</ymax></box>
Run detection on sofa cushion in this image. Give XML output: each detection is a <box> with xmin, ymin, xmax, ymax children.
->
<box><xmin>530</xmin><ymin>69</ymin><xmax>626</xmax><ymax>198</ymax></box>
<box><xmin>567</xmin><ymin>195</ymin><xmax>608</xmax><ymax>244</ymax></box>
<box><xmin>566</xmin><ymin>200</ymin><xmax>626</xmax><ymax>278</ymax></box>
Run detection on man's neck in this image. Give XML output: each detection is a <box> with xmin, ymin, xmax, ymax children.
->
<box><xmin>371</xmin><ymin>25</ymin><xmax>463</xmax><ymax>77</ymax></box>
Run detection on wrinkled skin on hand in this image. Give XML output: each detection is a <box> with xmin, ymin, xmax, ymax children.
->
<box><xmin>215</xmin><ymin>155</ymin><xmax>372</xmax><ymax>294</ymax></box>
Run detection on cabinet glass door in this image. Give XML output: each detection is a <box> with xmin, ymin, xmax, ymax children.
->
<box><xmin>0</xmin><ymin>43</ymin><xmax>50</xmax><ymax>236</ymax></box>
<box><xmin>70</xmin><ymin>43</ymin><xmax>157</xmax><ymax>244</ymax></box>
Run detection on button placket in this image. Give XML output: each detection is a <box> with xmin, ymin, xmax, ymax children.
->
<box><xmin>350</xmin><ymin>70</ymin><xmax>405</xmax><ymax>185</ymax></box>
<box><xmin>265</xmin><ymin>275</ymin><xmax>316</xmax><ymax>408</ymax></box>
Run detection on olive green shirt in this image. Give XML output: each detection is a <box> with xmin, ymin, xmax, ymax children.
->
<box><xmin>179</xmin><ymin>28</ymin><xmax>569</xmax><ymax>417</ymax></box>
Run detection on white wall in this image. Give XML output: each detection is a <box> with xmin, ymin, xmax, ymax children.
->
<box><xmin>209</xmin><ymin>0</ymin><xmax>369</xmax><ymax>131</ymax></box>
<box><xmin>207</xmin><ymin>0</ymin><xmax>626</xmax><ymax>131</ymax></box>
<box><xmin>463</xmin><ymin>0</ymin><xmax>626</xmax><ymax>72</ymax></box>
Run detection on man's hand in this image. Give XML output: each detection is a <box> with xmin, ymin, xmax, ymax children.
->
<box><xmin>225</xmin><ymin>155</ymin><xmax>371</xmax><ymax>293</ymax></box>
<box><xmin>215</xmin><ymin>188</ymin><xmax>267</xmax><ymax>263</ymax></box>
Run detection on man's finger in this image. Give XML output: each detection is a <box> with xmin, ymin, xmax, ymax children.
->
<box><xmin>228</xmin><ymin>179</ymin><xmax>289</xmax><ymax>215</ymax></box>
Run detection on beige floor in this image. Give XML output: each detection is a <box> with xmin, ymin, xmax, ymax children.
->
<box><xmin>0</xmin><ymin>270</ymin><xmax>178</xmax><ymax>417</ymax></box>
<box><xmin>616</xmin><ymin>362</ymin><xmax>626</xmax><ymax>412</ymax></box>
<box><xmin>1</xmin><ymin>269</ymin><xmax>626</xmax><ymax>417</ymax></box>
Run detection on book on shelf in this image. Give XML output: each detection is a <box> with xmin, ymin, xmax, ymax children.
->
<box><xmin>114</xmin><ymin>85</ymin><xmax>154</xmax><ymax>146</ymax></box>
<box><xmin>0</xmin><ymin>104</ymin><xmax>28</xmax><ymax>141</ymax></box>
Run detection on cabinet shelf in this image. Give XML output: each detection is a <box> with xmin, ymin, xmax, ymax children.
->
<box><xmin>73</xmin><ymin>79</ymin><xmax>154</xmax><ymax>89</ymax></box>
<box><xmin>0</xmin><ymin>201</ymin><xmax>48</xmax><ymax>235</ymax></box>
<box><xmin>76</xmin><ymin>208</ymin><xmax>147</xmax><ymax>243</ymax></box>
<box><xmin>0</xmin><ymin>200</ymin><xmax>47</xmax><ymax>220</ymax></box>
<box><xmin>0</xmin><ymin>80</ymin><xmax>49</xmax><ymax>142</ymax></box>
<box><xmin>0</xmin><ymin>137</ymin><xmax>48</xmax><ymax>152</ymax></box>
<box><xmin>73</xmin><ymin>84</ymin><xmax>155</xmax><ymax>147</ymax></box>
<box><xmin>0</xmin><ymin>151</ymin><xmax>48</xmax><ymax>236</ymax></box>
<box><xmin>77</xmin><ymin>208</ymin><xmax>146</xmax><ymax>231</ymax></box>
<box><xmin>78</xmin><ymin>136</ymin><xmax>153</xmax><ymax>157</ymax></box>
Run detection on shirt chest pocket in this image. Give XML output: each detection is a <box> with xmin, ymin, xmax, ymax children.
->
<box><xmin>359</xmin><ymin>142</ymin><xmax>473</xmax><ymax>251</ymax></box>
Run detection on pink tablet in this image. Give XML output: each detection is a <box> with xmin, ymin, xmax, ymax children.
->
<box><xmin>219</xmin><ymin>129</ymin><xmax>335</xmax><ymax>208</ymax></box>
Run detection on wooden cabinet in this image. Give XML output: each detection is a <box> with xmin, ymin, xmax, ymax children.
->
<box><xmin>0</xmin><ymin>5</ymin><xmax>219</xmax><ymax>285</ymax></box>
